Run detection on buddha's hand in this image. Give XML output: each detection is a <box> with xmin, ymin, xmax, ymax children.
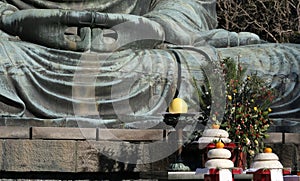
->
<box><xmin>194</xmin><ymin>29</ymin><xmax>261</xmax><ymax>48</ymax></box>
<box><xmin>90</xmin><ymin>13</ymin><xmax>165</xmax><ymax>52</ymax></box>
<box><xmin>0</xmin><ymin>9</ymin><xmax>165</xmax><ymax>51</ymax></box>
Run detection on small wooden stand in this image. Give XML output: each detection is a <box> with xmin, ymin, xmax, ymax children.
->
<box><xmin>247</xmin><ymin>169</ymin><xmax>291</xmax><ymax>181</ymax></box>
<box><xmin>204</xmin><ymin>168</ymin><xmax>242</xmax><ymax>181</ymax></box>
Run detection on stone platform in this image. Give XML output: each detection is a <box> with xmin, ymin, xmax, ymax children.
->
<box><xmin>0</xmin><ymin>118</ymin><xmax>299</xmax><ymax>180</ymax></box>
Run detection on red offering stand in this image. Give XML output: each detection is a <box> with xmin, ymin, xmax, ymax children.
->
<box><xmin>204</xmin><ymin>168</ymin><xmax>243</xmax><ymax>181</ymax></box>
<box><xmin>247</xmin><ymin>168</ymin><xmax>291</xmax><ymax>181</ymax></box>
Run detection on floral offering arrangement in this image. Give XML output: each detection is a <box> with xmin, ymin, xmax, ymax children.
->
<box><xmin>220</xmin><ymin>58</ymin><xmax>276</xmax><ymax>165</ymax></box>
<box><xmin>195</xmin><ymin>57</ymin><xmax>276</xmax><ymax>167</ymax></box>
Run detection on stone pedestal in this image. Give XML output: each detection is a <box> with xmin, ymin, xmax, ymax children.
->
<box><xmin>0</xmin><ymin>121</ymin><xmax>299</xmax><ymax>180</ymax></box>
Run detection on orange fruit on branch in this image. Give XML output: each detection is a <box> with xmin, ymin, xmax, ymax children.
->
<box><xmin>212</xmin><ymin>124</ymin><xmax>220</xmax><ymax>129</ymax></box>
<box><xmin>264</xmin><ymin>147</ymin><xmax>272</xmax><ymax>153</ymax></box>
<box><xmin>215</xmin><ymin>141</ymin><xmax>224</xmax><ymax>149</ymax></box>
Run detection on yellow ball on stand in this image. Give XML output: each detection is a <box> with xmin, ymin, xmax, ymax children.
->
<box><xmin>168</xmin><ymin>98</ymin><xmax>188</xmax><ymax>114</ymax></box>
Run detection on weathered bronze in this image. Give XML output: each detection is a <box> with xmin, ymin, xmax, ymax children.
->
<box><xmin>0</xmin><ymin>0</ymin><xmax>298</xmax><ymax>124</ymax></box>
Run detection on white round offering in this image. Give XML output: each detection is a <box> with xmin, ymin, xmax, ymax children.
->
<box><xmin>197</xmin><ymin>129</ymin><xmax>231</xmax><ymax>149</ymax></box>
<box><xmin>198</xmin><ymin>137</ymin><xmax>231</xmax><ymax>144</ymax></box>
<box><xmin>252</xmin><ymin>160</ymin><xmax>283</xmax><ymax>169</ymax></box>
<box><xmin>207</xmin><ymin>148</ymin><xmax>231</xmax><ymax>159</ymax></box>
<box><xmin>252</xmin><ymin>153</ymin><xmax>283</xmax><ymax>169</ymax></box>
<box><xmin>205</xmin><ymin>158</ymin><xmax>234</xmax><ymax>168</ymax></box>
<box><xmin>205</xmin><ymin>147</ymin><xmax>234</xmax><ymax>169</ymax></box>
<box><xmin>202</xmin><ymin>129</ymin><xmax>229</xmax><ymax>138</ymax></box>
<box><xmin>254</xmin><ymin>153</ymin><xmax>279</xmax><ymax>161</ymax></box>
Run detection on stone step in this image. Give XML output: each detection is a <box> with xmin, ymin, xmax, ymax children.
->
<box><xmin>0</xmin><ymin>126</ymin><xmax>299</xmax><ymax>144</ymax></box>
<box><xmin>0</xmin><ymin>126</ymin><xmax>167</xmax><ymax>141</ymax></box>
<box><xmin>264</xmin><ymin>132</ymin><xmax>300</xmax><ymax>144</ymax></box>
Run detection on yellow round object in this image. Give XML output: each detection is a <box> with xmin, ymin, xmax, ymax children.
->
<box><xmin>168</xmin><ymin>98</ymin><xmax>188</xmax><ymax>114</ymax></box>
<box><xmin>264</xmin><ymin>147</ymin><xmax>272</xmax><ymax>153</ymax></box>
<box><xmin>215</xmin><ymin>141</ymin><xmax>225</xmax><ymax>149</ymax></box>
<box><xmin>212</xmin><ymin>124</ymin><xmax>220</xmax><ymax>129</ymax></box>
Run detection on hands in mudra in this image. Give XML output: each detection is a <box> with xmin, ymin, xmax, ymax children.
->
<box><xmin>0</xmin><ymin>9</ymin><xmax>165</xmax><ymax>51</ymax></box>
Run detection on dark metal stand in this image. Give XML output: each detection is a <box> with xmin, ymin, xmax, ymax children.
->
<box><xmin>163</xmin><ymin>113</ymin><xmax>197</xmax><ymax>171</ymax></box>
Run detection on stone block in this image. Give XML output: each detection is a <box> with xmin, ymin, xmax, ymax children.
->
<box><xmin>0</xmin><ymin>126</ymin><xmax>30</xmax><ymax>139</ymax></box>
<box><xmin>3</xmin><ymin>140</ymin><xmax>76</xmax><ymax>172</ymax></box>
<box><xmin>272</xmin><ymin>143</ymin><xmax>297</xmax><ymax>169</ymax></box>
<box><xmin>0</xmin><ymin>140</ymin><xmax>3</xmax><ymax>171</ymax></box>
<box><xmin>148</xmin><ymin>141</ymin><xmax>173</xmax><ymax>171</ymax></box>
<box><xmin>76</xmin><ymin>141</ymin><xmax>152</xmax><ymax>172</ymax></box>
<box><xmin>32</xmin><ymin>127</ymin><xmax>96</xmax><ymax>140</ymax></box>
<box><xmin>297</xmin><ymin>144</ymin><xmax>300</xmax><ymax>171</ymax></box>
<box><xmin>97</xmin><ymin>129</ymin><xmax>165</xmax><ymax>141</ymax></box>
<box><xmin>285</xmin><ymin>133</ymin><xmax>300</xmax><ymax>144</ymax></box>
<box><xmin>4</xmin><ymin>118</ymin><xmax>66</xmax><ymax>127</ymax></box>
<box><xmin>264</xmin><ymin>133</ymin><xmax>282</xmax><ymax>143</ymax></box>
<box><xmin>76</xmin><ymin>141</ymin><xmax>101</xmax><ymax>172</ymax></box>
